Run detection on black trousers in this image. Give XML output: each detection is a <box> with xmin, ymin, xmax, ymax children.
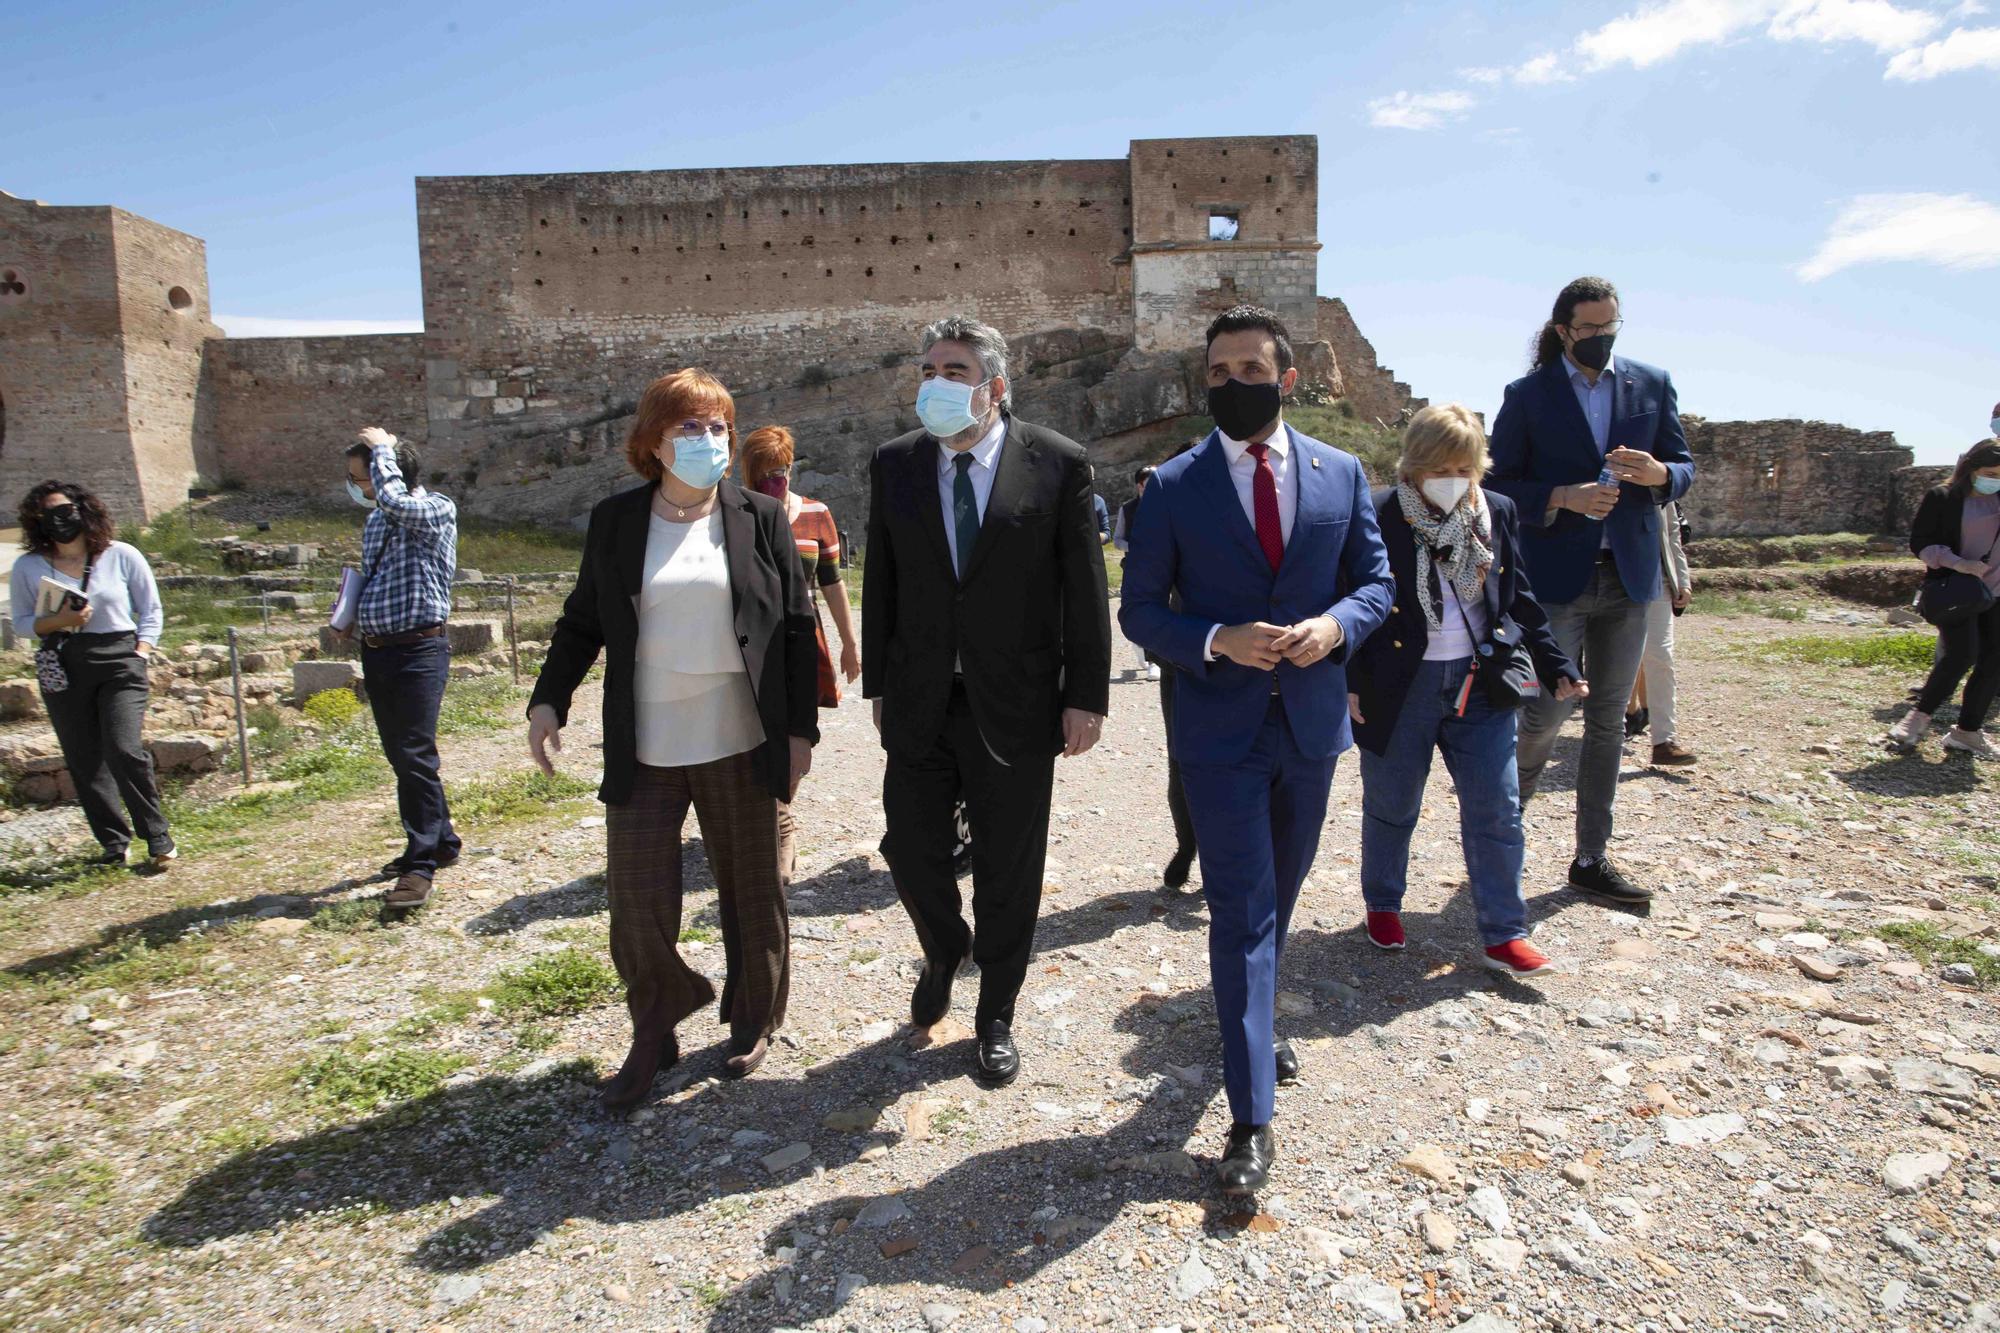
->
<box><xmin>1158</xmin><ymin>667</ymin><xmax>1196</xmax><ymax>856</ymax></box>
<box><xmin>41</xmin><ymin>632</ymin><xmax>169</xmax><ymax>855</ymax></box>
<box><xmin>1918</xmin><ymin>601</ymin><xmax>2000</xmax><ymax>730</ymax></box>
<box><xmin>361</xmin><ymin>636</ymin><xmax>461</xmax><ymax>875</ymax></box>
<box><xmin>882</xmin><ymin>681</ymin><xmax>1055</xmax><ymax>1030</ymax></box>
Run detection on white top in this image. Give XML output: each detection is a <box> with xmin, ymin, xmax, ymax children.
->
<box><xmin>1425</xmin><ymin>579</ymin><xmax>1490</xmax><ymax>662</ymax></box>
<box><xmin>633</xmin><ymin>510</ymin><xmax>762</xmax><ymax>768</ymax></box>
<box><xmin>10</xmin><ymin>541</ymin><xmax>164</xmax><ymax>644</ymax></box>
<box><xmin>934</xmin><ymin>413</ymin><xmax>1008</xmax><ymax>572</ymax></box>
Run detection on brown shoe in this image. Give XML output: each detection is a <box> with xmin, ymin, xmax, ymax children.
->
<box><xmin>384</xmin><ymin>872</ymin><xmax>434</xmax><ymax>910</ymax></box>
<box><xmin>723</xmin><ymin>1035</ymin><xmax>769</xmax><ymax>1079</ymax></box>
<box><xmin>1650</xmin><ymin>742</ymin><xmax>1698</xmax><ymax>767</ymax></box>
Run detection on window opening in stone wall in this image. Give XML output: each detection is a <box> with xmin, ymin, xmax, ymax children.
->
<box><xmin>1208</xmin><ymin>211</ymin><xmax>1241</xmax><ymax>242</ymax></box>
<box><xmin>167</xmin><ymin>286</ymin><xmax>193</xmax><ymax>311</ymax></box>
<box><xmin>1</xmin><ymin>269</ymin><xmax>28</xmax><ymax>304</ymax></box>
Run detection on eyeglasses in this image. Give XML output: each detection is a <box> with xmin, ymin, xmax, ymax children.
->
<box><xmin>1567</xmin><ymin>319</ymin><xmax>1624</xmax><ymax>337</ymax></box>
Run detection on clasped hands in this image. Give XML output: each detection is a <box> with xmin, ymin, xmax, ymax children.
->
<box><xmin>1213</xmin><ymin>616</ymin><xmax>1342</xmax><ymax>670</ymax></box>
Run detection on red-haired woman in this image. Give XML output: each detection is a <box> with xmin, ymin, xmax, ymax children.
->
<box><xmin>10</xmin><ymin>480</ymin><xmax>175</xmax><ymax>869</ymax></box>
<box><xmin>527</xmin><ymin>369</ymin><xmax>819</xmax><ymax>1110</ymax></box>
<box><xmin>738</xmin><ymin>425</ymin><xmax>860</xmax><ymax>879</ymax></box>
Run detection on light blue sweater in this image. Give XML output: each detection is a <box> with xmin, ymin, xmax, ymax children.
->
<box><xmin>9</xmin><ymin>541</ymin><xmax>165</xmax><ymax>645</ymax></box>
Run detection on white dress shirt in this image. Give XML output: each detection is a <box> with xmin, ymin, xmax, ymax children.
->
<box><xmin>1203</xmin><ymin>420</ymin><xmax>1328</xmax><ymax>661</ymax></box>
<box><xmin>935</xmin><ymin>413</ymin><xmax>1008</xmax><ymax>572</ymax></box>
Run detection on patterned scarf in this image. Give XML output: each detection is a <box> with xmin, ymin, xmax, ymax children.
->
<box><xmin>1396</xmin><ymin>481</ymin><xmax>1493</xmax><ymax>633</ymax></box>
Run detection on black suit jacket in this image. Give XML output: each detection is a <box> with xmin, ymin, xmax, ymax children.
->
<box><xmin>529</xmin><ymin>480</ymin><xmax>819</xmax><ymax>805</ymax></box>
<box><xmin>1909</xmin><ymin>485</ymin><xmax>1994</xmax><ymax>563</ymax></box>
<box><xmin>1348</xmin><ymin>488</ymin><xmax>1578</xmax><ymax>756</ymax></box>
<box><xmin>862</xmin><ymin>414</ymin><xmax>1112</xmax><ymax>763</ymax></box>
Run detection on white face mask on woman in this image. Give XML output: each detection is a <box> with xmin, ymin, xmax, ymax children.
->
<box><xmin>1420</xmin><ymin>476</ymin><xmax>1470</xmax><ymax>512</ymax></box>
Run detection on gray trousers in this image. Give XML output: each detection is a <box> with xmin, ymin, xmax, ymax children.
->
<box><xmin>1515</xmin><ymin>561</ymin><xmax>1650</xmax><ymax>859</ymax></box>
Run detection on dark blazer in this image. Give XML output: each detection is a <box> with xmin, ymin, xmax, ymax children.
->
<box><xmin>1348</xmin><ymin>488</ymin><xmax>1579</xmax><ymax>756</ymax></box>
<box><xmin>1909</xmin><ymin>485</ymin><xmax>1994</xmax><ymax>563</ymax></box>
<box><xmin>529</xmin><ymin>480</ymin><xmax>819</xmax><ymax>805</ymax></box>
<box><xmin>1487</xmin><ymin>357</ymin><xmax>1695</xmax><ymax>605</ymax></box>
<box><xmin>1119</xmin><ymin>426</ymin><xmax>1396</xmax><ymax>765</ymax></box>
<box><xmin>861</xmin><ymin>414</ymin><xmax>1112</xmax><ymax>763</ymax></box>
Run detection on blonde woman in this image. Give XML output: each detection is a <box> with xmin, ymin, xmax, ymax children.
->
<box><xmin>1346</xmin><ymin>405</ymin><xmax>1586</xmax><ymax>976</ymax></box>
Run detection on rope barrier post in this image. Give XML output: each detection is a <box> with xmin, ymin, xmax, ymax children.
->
<box><xmin>505</xmin><ymin>577</ymin><xmax>520</xmax><ymax>685</ymax></box>
<box><xmin>227</xmin><ymin>626</ymin><xmax>251</xmax><ymax>788</ymax></box>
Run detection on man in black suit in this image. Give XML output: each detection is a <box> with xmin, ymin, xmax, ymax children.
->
<box><xmin>863</xmin><ymin>315</ymin><xmax>1112</xmax><ymax>1087</ymax></box>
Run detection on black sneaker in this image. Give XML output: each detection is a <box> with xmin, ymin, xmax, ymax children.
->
<box><xmin>1624</xmin><ymin>707</ymin><xmax>1650</xmax><ymax>741</ymax></box>
<box><xmin>1568</xmin><ymin>856</ymin><xmax>1652</xmax><ymax>905</ymax></box>
<box><xmin>92</xmin><ymin>848</ymin><xmax>129</xmax><ymax>867</ymax></box>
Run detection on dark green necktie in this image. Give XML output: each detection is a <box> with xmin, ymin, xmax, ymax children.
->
<box><xmin>953</xmin><ymin>452</ymin><xmax>980</xmax><ymax>578</ymax></box>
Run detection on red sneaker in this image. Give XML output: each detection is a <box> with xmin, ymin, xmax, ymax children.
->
<box><xmin>1483</xmin><ymin>939</ymin><xmax>1554</xmax><ymax>977</ymax></box>
<box><xmin>1364</xmin><ymin>910</ymin><xmax>1405</xmax><ymax>951</ymax></box>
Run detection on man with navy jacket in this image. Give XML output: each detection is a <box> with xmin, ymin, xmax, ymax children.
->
<box><xmin>1487</xmin><ymin>277</ymin><xmax>1695</xmax><ymax>908</ymax></box>
<box><xmin>1121</xmin><ymin>306</ymin><xmax>1394</xmax><ymax>1195</ymax></box>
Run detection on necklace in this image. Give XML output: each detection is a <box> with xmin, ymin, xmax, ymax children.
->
<box><xmin>658</xmin><ymin>490</ymin><xmax>713</xmax><ymax>521</ymax></box>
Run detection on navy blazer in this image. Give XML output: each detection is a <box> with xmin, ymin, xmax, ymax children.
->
<box><xmin>1348</xmin><ymin>488</ymin><xmax>1578</xmax><ymax>755</ymax></box>
<box><xmin>1486</xmin><ymin>357</ymin><xmax>1694</xmax><ymax>605</ymax></box>
<box><xmin>1119</xmin><ymin>426</ymin><xmax>1395</xmax><ymax>765</ymax></box>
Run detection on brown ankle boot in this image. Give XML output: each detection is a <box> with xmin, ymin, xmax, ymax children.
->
<box><xmin>600</xmin><ymin>1029</ymin><xmax>679</xmax><ymax>1113</ymax></box>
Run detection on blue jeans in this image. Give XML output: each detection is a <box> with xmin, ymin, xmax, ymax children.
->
<box><xmin>1181</xmin><ymin>697</ymin><xmax>1335</xmax><ymax>1127</ymax></box>
<box><xmin>1359</xmin><ymin>656</ymin><xmax>1528</xmax><ymax>947</ymax></box>
<box><xmin>361</xmin><ymin>636</ymin><xmax>460</xmax><ymax>875</ymax></box>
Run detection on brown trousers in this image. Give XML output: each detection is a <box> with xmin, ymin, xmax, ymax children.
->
<box><xmin>605</xmin><ymin>750</ymin><xmax>789</xmax><ymax>1045</ymax></box>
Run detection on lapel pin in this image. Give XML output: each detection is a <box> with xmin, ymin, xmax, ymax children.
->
<box><xmin>1311</xmin><ymin>457</ymin><xmax>1321</xmax><ymax>469</ymax></box>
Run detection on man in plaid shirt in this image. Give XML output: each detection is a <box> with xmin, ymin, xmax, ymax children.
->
<box><xmin>340</xmin><ymin>426</ymin><xmax>462</xmax><ymax>910</ymax></box>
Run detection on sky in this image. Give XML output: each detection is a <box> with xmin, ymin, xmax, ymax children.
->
<box><xmin>5</xmin><ymin>0</ymin><xmax>1995</xmax><ymax>463</ymax></box>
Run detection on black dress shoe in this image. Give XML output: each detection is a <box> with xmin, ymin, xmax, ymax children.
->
<box><xmin>974</xmin><ymin>1020</ymin><xmax>1019</xmax><ymax>1087</ymax></box>
<box><xmin>1216</xmin><ymin>1122</ymin><xmax>1275</xmax><ymax>1196</ymax></box>
<box><xmin>600</xmin><ymin>1030</ymin><xmax>680</xmax><ymax>1114</ymax></box>
<box><xmin>1567</xmin><ymin>856</ymin><xmax>1653</xmax><ymax>905</ymax></box>
<box><xmin>910</xmin><ymin>945</ymin><xmax>967</xmax><ymax>1027</ymax></box>
<box><xmin>1274</xmin><ymin>1038</ymin><xmax>1300</xmax><ymax>1083</ymax></box>
<box><xmin>1163</xmin><ymin>846</ymin><xmax>1195</xmax><ymax>890</ymax></box>
<box><xmin>1623</xmin><ymin>707</ymin><xmax>1650</xmax><ymax>741</ymax></box>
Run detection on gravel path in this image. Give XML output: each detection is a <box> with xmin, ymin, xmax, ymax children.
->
<box><xmin>0</xmin><ymin>610</ymin><xmax>1995</xmax><ymax>1333</ymax></box>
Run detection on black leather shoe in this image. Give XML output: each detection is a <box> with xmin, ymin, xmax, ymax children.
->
<box><xmin>1163</xmin><ymin>846</ymin><xmax>1195</xmax><ymax>890</ymax></box>
<box><xmin>1567</xmin><ymin>856</ymin><xmax>1653</xmax><ymax>905</ymax></box>
<box><xmin>1275</xmin><ymin>1038</ymin><xmax>1300</xmax><ymax>1083</ymax></box>
<box><xmin>974</xmin><ymin>1020</ymin><xmax>1019</xmax><ymax>1087</ymax></box>
<box><xmin>600</xmin><ymin>1030</ymin><xmax>679</xmax><ymax>1114</ymax></box>
<box><xmin>910</xmin><ymin>945</ymin><xmax>967</xmax><ymax>1027</ymax></box>
<box><xmin>379</xmin><ymin>847</ymin><xmax>459</xmax><ymax>879</ymax></box>
<box><xmin>1216</xmin><ymin>1122</ymin><xmax>1275</xmax><ymax>1196</ymax></box>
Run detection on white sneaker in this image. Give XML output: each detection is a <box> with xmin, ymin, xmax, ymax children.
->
<box><xmin>1886</xmin><ymin>709</ymin><xmax>1932</xmax><ymax>751</ymax></box>
<box><xmin>1942</xmin><ymin>727</ymin><xmax>1999</xmax><ymax>760</ymax></box>
<box><xmin>1147</xmin><ymin>664</ymin><xmax>1162</xmax><ymax>681</ymax></box>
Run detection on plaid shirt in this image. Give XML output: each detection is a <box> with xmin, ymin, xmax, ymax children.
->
<box><xmin>357</xmin><ymin>443</ymin><xmax>457</xmax><ymax>638</ymax></box>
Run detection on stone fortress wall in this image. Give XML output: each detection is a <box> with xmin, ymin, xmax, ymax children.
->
<box><xmin>1</xmin><ymin>141</ymin><xmax>1963</xmax><ymax>543</ymax></box>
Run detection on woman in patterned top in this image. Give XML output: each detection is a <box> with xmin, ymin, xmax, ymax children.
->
<box><xmin>741</xmin><ymin>427</ymin><xmax>861</xmax><ymax>879</ymax></box>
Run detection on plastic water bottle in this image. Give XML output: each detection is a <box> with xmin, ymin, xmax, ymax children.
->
<box><xmin>1586</xmin><ymin>462</ymin><xmax>1615</xmax><ymax>521</ymax></box>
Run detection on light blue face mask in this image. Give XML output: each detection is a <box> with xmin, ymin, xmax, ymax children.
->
<box><xmin>915</xmin><ymin>376</ymin><xmax>990</xmax><ymax>439</ymax></box>
<box><xmin>668</xmin><ymin>429</ymin><xmax>730</xmax><ymax>490</ymax></box>
<box><xmin>1990</xmin><ymin>417</ymin><xmax>2000</xmax><ymax>439</ymax></box>
<box><xmin>1973</xmin><ymin>474</ymin><xmax>2000</xmax><ymax>496</ymax></box>
<box><xmin>345</xmin><ymin>479</ymin><xmax>374</xmax><ymax>508</ymax></box>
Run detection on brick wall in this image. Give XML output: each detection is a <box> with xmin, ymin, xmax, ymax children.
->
<box><xmin>203</xmin><ymin>334</ymin><xmax>428</xmax><ymax>493</ymax></box>
<box><xmin>1680</xmin><ymin>417</ymin><xmax>1916</xmax><ymax>537</ymax></box>
<box><xmin>112</xmin><ymin>209</ymin><xmax>217</xmax><ymax>514</ymax></box>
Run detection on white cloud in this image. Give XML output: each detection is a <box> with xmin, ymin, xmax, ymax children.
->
<box><xmin>215</xmin><ymin>314</ymin><xmax>424</xmax><ymax>338</ymax></box>
<box><xmin>1574</xmin><ymin>0</ymin><xmax>1772</xmax><ymax>71</ymax></box>
<box><xmin>1503</xmin><ymin>0</ymin><xmax>1942</xmax><ymax>81</ymax></box>
<box><xmin>1884</xmin><ymin>23</ymin><xmax>2000</xmax><ymax>75</ymax></box>
<box><xmin>1769</xmin><ymin>0</ymin><xmax>1941</xmax><ymax>50</ymax></box>
<box><xmin>1459</xmin><ymin>65</ymin><xmax>1507</xmax><ymax>83</ymax></box>
<box><xmin>1796</xmin><ymin>192</ymin><xmax>2000</xmax><ymax>281</ymax></box>
<box><xmin>1514</xmin><ymin>51</ymin><xmax>1575</xmax><ymax>83</ymax></box>
<box><xmin>1367</xmin><ymin>89</ymin><xmax>1477</xmax><ymax>130</ymax></box>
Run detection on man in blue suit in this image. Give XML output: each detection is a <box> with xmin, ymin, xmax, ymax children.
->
<box><xmin>1487</xmin><ymin>277</ymin><xmax>1695</xmax><ymax>907</ymax></box>
<box><xmin>1121</xmin><ymin>306</ymin><xmax>1394</xmax><ymax>1195</ymax></box>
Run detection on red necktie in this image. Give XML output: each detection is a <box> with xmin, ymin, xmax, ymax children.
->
<box><xmin>1246</xmin><ymin>441</ymin><xmax>1283</xmax><ymax>573</ymax></box>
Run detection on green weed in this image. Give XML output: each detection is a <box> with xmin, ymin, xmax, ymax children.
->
<box><xmin>449</xmin><ymin>769</ymin><xmax>595</xmax><ymax>825</ymax></box>
<box><xmin>295</xmin><ymin>1047</ymin><xmax>473</xmax><ymax>1113</ymax></box>
<box><xmin>437</xmin><ymin>675</ymin><xmax>530</xmax><ymax>736</ymax></box>
<box><xmin>1753</xmin><ymin>632</ymin><xmax>1937</xmax><ymax>672</ymax></box>
<box><xmin>489</xmin><ymin>948</ymin><xmax>619</xmax><ymax>1019</ymax></box>
<box><xmin>302</xmin><ymin>689</ymin><xmax>364</xmax><ymax>728</ymax></box>
<box><xmin>1877</xmin><ymin>921</ymin><xmax>1999</xmax><ymax>987</ymax></box>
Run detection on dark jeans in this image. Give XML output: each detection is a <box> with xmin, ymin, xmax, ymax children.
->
<box><xmin>1918</xmin><ymin>602</ymin><xmax>2000</xmax><ymax>730</ymax></box>
<box><xmin>40</xmin><ymin>632</ymin><xmax>169</xmax><ymax>856</ymax></box>
<box><xmin>361</xmin><ymin>637</ymin><xmax>460</xmax><ymax>875</ymax></box>
<box><xmin>1157</xmin><ymin>668</ymin><xmax>1196</xmax><ymax>856</ymax></box>
<box><xmin>1360</xmin><ymin>657</ymin><xmax>1528</xmax><ymax>946</ymax></box>
<box><xmin>882</xmin><ymin>680</ymin><xmax>1055</xmax><ymax>1030</ymax></box>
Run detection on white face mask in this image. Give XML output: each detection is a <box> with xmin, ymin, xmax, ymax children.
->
<box><xmin>1421</xmin><ymin>476</ymin><xmax>1471</xmax><ymax>513</ymax></box>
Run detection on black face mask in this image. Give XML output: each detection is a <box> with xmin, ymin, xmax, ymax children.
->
<box><xmin>1568</xmin><ymin>332</ymin><xmax>1615</xmax><ymax>372</ymax></box>
<box><xmin>1207</xmin><ymin>377</ymin><xmax>1283</xmax><ymax>442</ymax></box>
<box><xmin>40</xmin><ymin>507</ymin><xmax>84</xmax><ymax>544</ymax></box>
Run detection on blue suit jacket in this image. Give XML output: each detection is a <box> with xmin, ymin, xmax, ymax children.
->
<box><xmin>1485</xmin><ymin>357</ymin><xmax>1694</xmax><ymax>605</ymax></box>
<box><xmin>1119</xmin><ymin>426</ymin><xmax>1395</xmax><ymax>765</ymax></box>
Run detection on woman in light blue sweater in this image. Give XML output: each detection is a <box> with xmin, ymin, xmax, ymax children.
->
<box><xmin>9</xmin><ymin>480</ymin><xmax>174</xmax><ymax>868</ymax></box>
